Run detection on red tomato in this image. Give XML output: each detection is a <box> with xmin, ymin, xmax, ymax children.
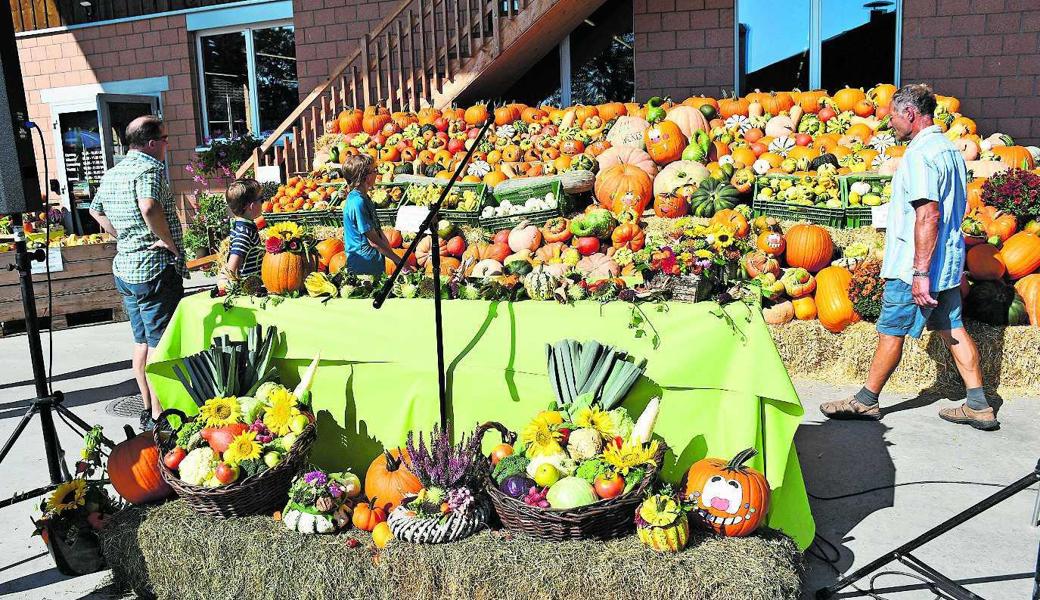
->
<box><xmin>593</xmin><ymin>472</ymin><xmax>625</xmax><ymax>499</ymax></box>
<box><xmin>214</xmin><ymin>462</ymin><xmax>239</xmax><ymax>485</ymax></box>
<box><xmin>163</xmin><ymin>447</ymin><xmax>187</xmax><ymax>470</ymax></box>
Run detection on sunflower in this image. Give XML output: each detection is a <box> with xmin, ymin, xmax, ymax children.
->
<box><xmin>264</xmin><ymin>388</ymin><xmax>300</xmax><ymax>436</ymax></box>
<box><xmin>532</xmin><ymin>410</ymin><xmax>564</xmax><ymax>428</ymax></box>
<box><xmin>267</xmin><ymin>222</ymin><xmax>302</xmax><ymax>242</ymax></box>
<box><xmin>520</xmin><ymin>419</ymin><xmax>564</xmax><ymax>457</ymax></box>
<box><xmin>47</xmin><ymin>479</ymin><xmax>86</xmax><ymax>513</ymax></box>
<box><xmin>573</xmin><ymin>406</ymin><xmax>616</xmax><ymax>440</ymax></box>
<box><xmin>223</xmin><ymin>431</ymin><xmax>262</xmax><ymax>465</ymax></box>
<box><xmin>199</xmin><ymin>396</ymin><xmax>242</xmax><ymax>427</ymax></box>
<box><xmin>603</xmin><ymin>439</ymin><xmax>660</xmax><ymax>475</ymax></box>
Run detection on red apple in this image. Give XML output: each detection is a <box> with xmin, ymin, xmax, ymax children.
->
<box><xmin>381</xmin><ymin>122</ymin><xmax>400</xmax><ymax>136</ymax></box>
<box><xmin>447</xmin><ymin>138</ymin><xmax>465</xmax><ymax>154</ymax></box>
<box><xmin>215</xmin><ymin>462</ymin><xmax>239</xmax><ymax>485</ymax></box>
<box><xmin>467</xmin><ymin>127</ymin><xmax>481</xmax><ymax>139</ymax></box>
<box><xmin>575</xmin><ymin>237</ymin><xmax>600</xmax><ymax>256</ymax></box>
<box><xmin>434</xmin><ymin>117</ymin><xmax>449</xmax><ymax>132</ymax></box>
<box><xmin>164</xmin><ymin>447</ymin><xmax>187</xmax><ymax>470</ymax></box>
<box><xmin>794</xmin><ymin>133</ymin><xmax>813</xmax><ymax>146</ymax></box>
<box><xmin>493</xmin><ymin>229</ymin><xmax>510</xmax><ymax>245</ymax></box>
<box><xmin>593</xmin><ymin>472</ymin><xmax>625</xmax><ymax>499</ymax></box>
<box><xmin>445</xmin><ymin>235</ymin><xmax>466</xmax><ymax>257</ymax></box>
<box><xmin>371</xmin><ymin>133</ymin><xmax>387</xmax><ymax>147</ymax></box>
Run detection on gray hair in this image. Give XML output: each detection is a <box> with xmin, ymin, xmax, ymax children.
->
<box><xmin>890</xmin><ymin>83</ymin><xmax>937</xmax><ymax>117</ymax></box>
<box><xmin>126</xmin><ymin>115</ymin><xmax>164</xmax><ymax>148</ymax></box>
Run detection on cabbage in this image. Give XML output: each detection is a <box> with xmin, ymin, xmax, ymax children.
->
<box><xmin>179</xmin><ymin>448</ymin><xmax>216</xmax><ymax>486</ymax></box>
<box><xmin>607</xmin><ymin>408</ymin><xmax>634</xmax><ymax>442</ymax></box>
<box><xmin>526</xmin><ymin>453</ymin><xmax>577</xmax><ymax>479</ymax></box>
<box><xmin>546</xmin><ymin>477</ymin><xmax>597</xmax><ymax>509</ymax></box>
<box><xmin>239</xmin><ymin>396</ymin><xmax>263</xmax><ymax>423</ymax></box>
<box><xmin>254</xmin><ymin>382</ymin><xmax>282</xmax><ymax>405</ymax></box>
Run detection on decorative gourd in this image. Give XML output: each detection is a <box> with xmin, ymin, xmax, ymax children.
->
<box><xmin>762</xmin><ymin>301</ymin><xmax>795</xmax><ymax>325</ymax></box>
<box><xmin>462</xmin><ymin>241</ymin><xmax>510</xmax><ymax>265</ymax></box>
<box><xmin>652</xmin><ymin>161</ymin><xmax>710</xmax><ymax>196</ymax></box>
<box><xmin>635</xmin><ymin>495</ymin><xmax>691</xmax><ymax>553</ymax></box>
<box><xmin>683</xmin><ymin>448</ymin><xmax>769</xmax><ymax>537</ymax></box>
<box><xmin>756</xmin><ymin>230</ymin><xmax>786</xmax><ymax>256</ymax></box>
<box><xmin>966</xmin><ymin>244</ymin><xmax>1006</xmax><ymax>281</ymax></box>
<box><xmin>653</xmin><ymin>193</ymin><xmax>689</xmax><ymax>218</ymax></box>
<box><xmin>742</xmin><ymin>251</ymin><xmax>780</xmax><ymax>278</ymax></box>
<box><xmin>415</xmin><ymin>236</ymin><xmax>447</xmax><ymax>268</ymax></box>
<box><xmin>469</xmin><ymin>259</ymin><xmax>504</xmax><ymax>278</ymax></box>
<box><xmin>109</xmin><ymin>425</ymin><xmax>173</xmax><ymax>504</ymax></box>
<box><xmin>382</xmin><ymin>227</ymin><xmax>403</xmax><ymax>249</ymax></box>
<box><xmin>352</xmin><ymin>500</ymin><xmax>387</xmax><ymax>532</ymax></box>
<box><xmin>594</xmin><ymin>164</ymin><xmax>654</xmax><ymax>215</ymax></box>
<box><xmin>1014</xmin><ymin>274</ymin><xmax>1040</xmax><ymax>326</ymax></box>
<box><xmin>364</xmin><ymin>449</ymin><xmax>422</xmax><ymax>512</ymax></box>
<box><xmin>710</xmin><ymin>209</ymin><xmax>750</xmax><ymax>238</ymax></box>
<box><xmin>577</xmin><ymin>253</ymin><xmax>620</xmax><ymax>279</ymax></box>
<box><xmin>424</xmin><ymin>256</ymin><xmax>460</xmax><ymax>276</ymax></box>
<box><xmin>792</xmin><ymin>296</ymin><xmax>817</xmax><ymax>320</ymax></box>
<box><xmin>523</xmin><ymin>267</ymin><xmax>561</xmax><ymax>300</ymax></box>
<box><xmin>316</xmin><ymin>238</ymin><xmax>345</xmax><ymax>271</ymax></box>
<box><xmin>785</xmin><ymin>224</ymin><xmax>834</xmax><ymax>273</ymax></box>
<box><xmin>533</xmin><ymin>241</ymin><xmax>568</xmax><ymax>264</ymax></box>
<box><xmin>780</xmin><ymin>267</ymin><xmax>817</xmax><ymax>298</ymax></box>
<box><xmin>372</xmin><ymin>521</ymin><xmax>394</xmax><ymax>548</ymax></box>
<box><xmin>596</xmin><ymin>145</ymin><xmax>658</xmax><ymax>178</ymax></box>
<box><xmin>815</xmin><ymin>266</ymin><xmax>859</xmax><ymax>333</ymax></box>
<box><xmin>764</xmin><ymin>115</ymin><xmax>795</xmax><ymax>138</ymax></box>
<box><xmin>604</xmin><ymin>115</ymin><xmax>650</xmax><ymax>150</ymax></box>
<box><xmin>664</xmin><ymin>105</ymin><xmax>710</xmax><ymax>139</ymax></box>
<box><xmin>508</xmin><ymin>220</ymin><xmax>543</xmax><ymax>253</ymax></box>
<box><xmin>999</xmin><ymin>232</ymin><xmax>1040</xmax><ymax>279</ymax></box>
<box><xmin>262</xmin><ymin>251</ymin><xmax>314</xmax><ymax>294</ymax></box>
<box><xmin>611</xmin><ymin>223</ymin><xmax>646</xmax><ymax>251</ymax></box>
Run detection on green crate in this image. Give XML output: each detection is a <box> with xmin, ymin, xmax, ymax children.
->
<box><xmin>263</xmin><ymin>209</ymin><xmax>341</xmax><ymax>227</ymax></box>
<box><xmin>752</xmin><ymin>198</ymin><xmax>846</xmax><ymax>228</ymax></box>
<box><xmin>376</xmin><ymin>182</ymin><xmax>486</xmax><ymax>229</ymax></box>
<box><xmin>481</xmin><ymin>179</ymin><xmax>564</xmax><ymax>229</ymax></box>
<box><xmin>839</xmin><ymin>174</ymin><xmax>892</xmax><ymax>228</ymax></box>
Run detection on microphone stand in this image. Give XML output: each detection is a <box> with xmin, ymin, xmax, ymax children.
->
<box><xmin>373</xmin><ymin>117</ymin><xmax>495</xmax><ymax>431</ymax></box>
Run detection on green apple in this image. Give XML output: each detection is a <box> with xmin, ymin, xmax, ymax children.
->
<box><xmin>290</xmin><ymin>414</ymin><xmax>310</xmax><ymax>434</ymax></box>
<box><xmin>281</xmin><ymin>432</ymin><xmax>299</xmax><ymax>450</ymax></box>
<box><xmin>264</xmin><ymin>452</ymin><xmax>282</xmax><ymax>468</ymax></box>
<box><xmin>533</xmin><ymin>463</ymin><xmax>561</xmax><ymax>487</ymax></box>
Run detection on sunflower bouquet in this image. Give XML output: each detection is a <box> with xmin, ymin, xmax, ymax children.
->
<box><xmin>650</xmin><ymin>218</ymin><xmax>745</xmax><ymax>278</ymax></box>
<box><xmin>261</xmin><ymin>221</ymin><xmax>316</xmax><ymax>256</ymax></box>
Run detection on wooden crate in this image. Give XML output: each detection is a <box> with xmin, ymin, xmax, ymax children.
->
<box><xmin>0</xmin><ymin>243</ymin><xmax>125</xmax><ymax>332</ymax></box>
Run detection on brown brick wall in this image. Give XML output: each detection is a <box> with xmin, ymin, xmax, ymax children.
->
<box><xmin>292</xmin><ymin>0</ymin><xmax>401</xmax><ymax>100</ymax></box>
<box><xmin>15</xmin><ymin>16</ymin><xmax>199</xmax><ymax>212</ymax></box>
<box><xmin>901</xmin><ymin>0</ymin><xmax>1040</xmax><ymax>145</ymax></box>
<box><xmin>633</xmin><ymin>0</ymin><xmax>735</xmax><ymax>102</ymax></box>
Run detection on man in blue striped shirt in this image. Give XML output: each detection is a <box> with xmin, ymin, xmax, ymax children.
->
<box><xmin>820</xmin><ymin>84</ymin><xmax>997</xmax><ymax>431</ymax></box>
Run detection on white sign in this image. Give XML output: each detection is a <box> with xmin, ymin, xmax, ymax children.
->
<box><xmin>395</xmin><ymin>206</ymin><xmax>431</xmax><ymax>234</ymax></box>
<box><xmin>31</xmin><ymin>247</ymin><xmax>64</xmax><ymax>275</ymax></box>
<box><xmin>871</xmin><ymin>204</ymin><xmax>890</xmax><ymax>229</ymax></box>
<box><xmin>255</xmin><ymin>165</ymin><xmax>282</xmax><ymax>184</ymax></box>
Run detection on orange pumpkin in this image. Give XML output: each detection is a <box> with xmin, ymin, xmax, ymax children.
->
<box><xmin>493</xmin><ymin>104</ymin><xmax>520</xmax><ymax>126</ymax></box>
<box><xmin>795</xmin><ymin>90</ymin><xmax>828</xmax><ymax>114</ymax></box>
<box><xmin>710</xmin><ymin>209</ymin><xmax>750</xmax><ymax>238</ymax></box>
<box><xmin>611</xmin><ymin>223</ymin><xmax>646</xmax><ymax>251</ymax></box>
<box><xmin>967</xmin><ymin>178</ymin><xmax>987</xmax><ymax>210</ymax></box>
<box><xmin>683</xmin><ymin>448</ymin><xmax>769</xmax><ymax>538</ymax></box>
<box><xmin>718</xmin><ymin>95</ymin><xmax>750</xmax><ymax>119</ymax></box>
<box><xmin>329</xmin><ymin>251</ymin><xmax>347</xmax><ymax>275</ymax></box>
<box><xmin>757</xmin><ymin>230</ymin><xmax>786</xmax><ymax>256</ymax></box>
<box><xmin>337</xmin><ymin>109</ymin><xmax>363</xmax><ymax>134</ymax></box>
<box><xmin>316</xmin><ymin>238</ymin><xmax>345</xmax><ymax>271</ymax></box>
<box><xmin>784</xmin><ymin>224</ymin><xmax>834</xmax><ymax>273</ymax></box>
<box><xmin>425</xmin><ymin>255</ymin><xmax>462</xmax><ymax>275</ymax></box>
<box><xmin>109</xmin><ymin>425</ymin><xmax>173</xmax><ymax>504</ymax></box>
<box><xmin>868</xmin><ymin>83</ymin><xmax>897</xmax><ymax>108</ymax></box>
<box><xmin>1014</xmin><ymin>274</ymin><xmax>1040</xmax><ymax>326</ymax></box>
<box><xmin>653</xmin><ymin>193</ymin><xmax>689</xmax><ymax>218</ymax></box>
<box><xmin>833</xmin><ymin>87</ymin><xmax>867</xmax><ymax>112</ymax></box>
<box><xmin>643</xmin><ymin>120</ymin><xmax>687</xmax><ymax>165</ymax></box>
<box><xmin>383</xmin><ymin>227</ymin><xmax>403</xmax><ymax>249</ymax></box>
<box><xmin>364</xmin><ymin>449</ymin><xmax>422</xmax><ymax>512</ymax></box>
<box><xmin>966</xmin><ymin>244</ymin><xmax>1006</xmax><ymax>280</ymax></box>
<box><xmin>596</xmin><ymin>101</ymin><xmax>627</xmax><ymax>122</ymax></box>
<box><xmin>815</xmin><ymin>266</ymin><xmax>859</xmax><ymax>333</ymax></box>
<box><xmin>758</xmin><ymin>91</ymin><xmax>795</xmax><ymax>116</ymax></box>
<box><xmin>262</xmin><ymin>251</ymin><xmax>314</xmax><ymax>294</ymax></box>
<box><xmin>352</xmin><ymin>500</ymin><xmax>387</xmax><ymax>532</ymax></box>
<box><xmin>362</xmin><ymin>107</ymin><xmax>391</xmax><ymax>135</ymax></box>
<box><xmin>385</xmin><ymin>248</ymin><xmax>418</xmax><ymax>275</ymax></box>
<box><xmin>792</xmin><ymin>296</ymin><xmax>817</xmax><ymax>320</ymax></box>
<box><xmin>999</xmin><ymin>232</ymin><xmax>1040</xmax><ymax>279</ymax></box>
<box><xmin>985</xmin><ymin>212</ymin><xmax>1018</xmax><ymax>243</ymax></box>
<box><xmin>594</xmin><ymin>164</ymin><xmax>654</xmax><ymax>215</ymax></box>
<box><xmin>992</xmin><ymin>145</ymin><xmax>1035</xmax><ymax>169</ymax></box>
<box><xmin>464</xmin><ymin>104</ymin><xmax>489</xmax><ymax>125</ymax></box>
<box><xmin>742</xmin><ymin>251</ymin><xmax>780</xmax><ymax>278</ymax></box>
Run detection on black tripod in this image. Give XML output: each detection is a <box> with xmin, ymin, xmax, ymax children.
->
<box><xmin>0</xmin><ymin>213</ymin><xmax>114</xmax><ymax>510</ymax></box>
<box><xmin>817</xmin><ymin>458</ymin><xmax>1040</xmax><ymax>600</ymax></box>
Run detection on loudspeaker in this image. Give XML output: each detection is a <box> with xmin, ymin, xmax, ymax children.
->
<box><xmin>0</xmin><ymin>8</ymin><xmax>42</xmax><ymax>215</ymax></box>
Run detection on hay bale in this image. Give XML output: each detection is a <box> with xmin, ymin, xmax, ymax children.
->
<box><xmin>770</xmin><ymin>320</ymin><xmax>1040</xmax><ymax>397</ymax></box>
<box><xmin>101</xmin><ymin>500</ymin><xmax>802</xmax><ymax>600</ymax></box>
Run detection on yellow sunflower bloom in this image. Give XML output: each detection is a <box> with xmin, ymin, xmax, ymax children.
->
<box><xmin>267</xmin><ymin>222</ymin><xmax>302</xmax><ymax>242</ymax></box>
<box><xmin>694</xmin><ymin>249</ymin><xmax>714</xmax><ymax>259</ymax></box>
<box><xmin>520</xmin><ymin>420</ymin><xmax>564</xmax><ymax>457</ymax></box>
<box><xmin>47</xmin><ymin>479</ymin><xmax>86</xmax><ymax>513</ymax></box>
<box><xmin>199</xmin><ymin>396</ymin><xmax>241</xmax><ymax>427</ymax></box>
<box><xmin>532</xmin><ymin>410</ymin><xmax>564</xmax><ymax>427</ymax></box>
<box><xmin>603</xmin><ymin>440</ymin><xmax>660</xmax><ymax>475</ymax></box>
<box><xmin>264</xmin><ymin>388</ymin><xmax>300</xmax><ymax>436</ymax></box>
<box><xmin>573</xmin><ymin>406</ymin><xmax>615</xmax><ymax>440</ymax></box>
<box><xmin>223</xmin><ymin>431</ymin><xmax>262</xmax><ymax>465</ymax></box>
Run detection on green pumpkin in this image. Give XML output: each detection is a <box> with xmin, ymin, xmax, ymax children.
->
<box><xmin>1009</xmin><ymin>295</ymin><xmax>1029</xmax><ymax>326</ymax></box>
<box><xmin>393</xmin><ymin>162</ymin><xmax>414</xmax><ymax>175</ymax></box>
<box><xmin>505</xmin><ymin>259</ymin><xmax>533</xmax><ymax>276</ymax></box>
<box><xmin>689</xmin><ymin>179</ymin><xmax>739</xmax><ymax>218</ymax></box>
<box><xmin>522</xmin><ymin>268</ymin><xmax>559</xmax><ymax>301</ymax></box>
<box><xmin>569</xmin><ymin>153</ymin><xmax>597</xmax><ymax>173</ymax></box>
<box><xmin>422</xmin><ymin>163</ymin><xmax>443</xmax><ymax>178</ymax></box>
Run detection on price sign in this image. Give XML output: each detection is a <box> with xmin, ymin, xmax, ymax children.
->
<box><xmin>31</xmin><ymin>247</ymin><xmax>64</xmax><ymax>275</ymax></box>
<box><xmin>871</xmin><ymin>204</ymin><xmax>889</xmax><ymax>229</ymax></box>
<box><xmin>395</xmin><ymin>206</ymin><xmax>431</xmax><ymax>234</ymax></box>
<box><xmin>255</xmin><ymin>166</ymin><xmax>282</xmax><ymax>184</ymax></box>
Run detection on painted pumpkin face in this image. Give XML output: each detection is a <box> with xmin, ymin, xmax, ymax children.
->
<box><xmin>683</xmin><ymin>448</ymin><xmax>770</xmax><ymax>537</ymax></box>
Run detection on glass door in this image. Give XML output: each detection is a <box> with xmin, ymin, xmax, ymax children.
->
<box><xmin>96</xmin><ymin>94</ymin><xmax>160</xmax><ymax>169</ymax></box>
<box><xmin>55</xmin><ymin>109</ymin><xmax>105</xmax><ymax>234</ymax></box>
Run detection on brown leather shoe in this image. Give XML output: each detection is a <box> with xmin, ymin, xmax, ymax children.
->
<box><xmin>820</xmin><ymin>396</ymin><xmax>882</xmax><ymax>421</ymax></box>
<box><xmin>939</xmin><ymin>403</ymin><xmax>999</xmax><ymax>431</ymax></box>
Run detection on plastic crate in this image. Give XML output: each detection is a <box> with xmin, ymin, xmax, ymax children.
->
<box><xmin>403</xmin><ymin>182</ymin><xmax>486</xmax><ymax>227</ymax></box>
<box><xmin>752</xmin><ymin>198</ymin><xmax>846</xmax><ymax>228</ymax></box>
<box><xmin>263</xmin><ymin>209</ymin><xmax>341</xmax><ymax>227</ymax></box>
<box><xmin>839</xmin><ymin>174</ymin><xmax>892</xmax><ymax>228</ymax></box>
<box><xmin>481</xmin><ymin>179</ymin><xmax>564</xmax><ymax>229</ymax></box>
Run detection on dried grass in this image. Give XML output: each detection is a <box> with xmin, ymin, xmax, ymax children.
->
<box><xmin>100</xmin><ymin>500</ymin><xmax>802</xmax><ymax>600</ymax></box>
<box><xmin>770</xmin><ymin>320</ymin><xmax>1040</xmax><ymax>397</ymax></box>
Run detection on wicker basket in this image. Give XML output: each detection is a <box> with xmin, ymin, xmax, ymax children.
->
<box><xmin>386</xmin><ymin>496</ymin><xmax>492</xmax><ymax>544</ymax></box>
<box><xmin>475</xmin><ymin>422</ymin><xmax>663</xmax><ymax>541</ymax></box>
<box><xmin>154</xmin><ymin>408</ymin><xmax>316</xmax><ymax>519</ymax></box>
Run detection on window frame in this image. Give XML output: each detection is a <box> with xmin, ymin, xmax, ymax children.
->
<box><xmin>733</xmin><ymin>0</ymin><xmax>902</xmax><ymax>95</ymax></box>
<box><xmin>194</xmin><ymin>18</ymin><xmax>296</xmax><ymax>143</ymax></box>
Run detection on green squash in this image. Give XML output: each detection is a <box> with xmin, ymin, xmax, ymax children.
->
<box><xmin>689</xmin><ymin>179</ymin><xmax>738</xmax><ymax>218</ymax></box>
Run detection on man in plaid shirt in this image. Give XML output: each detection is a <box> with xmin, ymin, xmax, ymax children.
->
<box><xmin>89</xmin><ymin>115</ymin><xmax>186</xmax><ymax>431</ymax></box>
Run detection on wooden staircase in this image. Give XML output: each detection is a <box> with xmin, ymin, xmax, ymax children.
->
<box><xmin>237</xmin><ymin>0</ymin><xmax>606</xmax><ymax>178</ymax></box>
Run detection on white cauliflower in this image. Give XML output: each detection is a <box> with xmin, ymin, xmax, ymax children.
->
<box><xmin>178</xmin><ymin>447</ymin><xmax>217</xmax><ymax>486</ymax></box>
<box><xmin>566</xmin><ymin>428</ymin><xmax>603</xmax><ymax>461</ymax></box>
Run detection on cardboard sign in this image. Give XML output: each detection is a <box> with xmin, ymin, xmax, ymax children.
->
<box><xmin>871</xmin><ymin>204</ymin><xmax>889</xmax><ymax>229</ymax></box>
<box><xmin>31</xmin><ymin>247</ymin><xmax>64</xmax><ymax>275</ymax></box>
<box><xmin>255</xmin><ymin>165</ymin><xmax>283</xmax><ymax>184</ymax></box>
<box><xmin>395</xmin><ymin>206</ymin><xmax>431</xmax><ymax>234</ymax></box>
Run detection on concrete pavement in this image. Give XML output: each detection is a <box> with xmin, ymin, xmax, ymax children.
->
<box><xmin>0</xmin><ymin>320</ymin><xmax>1037</xmax><ymax>599</ymax></box>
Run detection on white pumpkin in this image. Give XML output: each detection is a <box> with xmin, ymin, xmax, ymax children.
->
<box><xmin>664</xmin><ymin>105</ymin><xmax>710</xmax><ymax>139</ymax></box>
<box><xmin>724</xmin><ymin>115</ymin><xmax>751</xmax><ymax>133</ymax></box>
<box><xmin>652</xmin><ymin>160</ymin><xmax>710</xmax><ymax>196</ymax></box>
<box><xmin>470</xmin><ymin>259</ymin><xmax>504</xmax><ymax>278</ymax></box>
<box><xmin>577</xmin><ymin>253</ymin><xmax>620</xmax><ymax>280</ymax></box>
<box><xmin>605</xmin><ymin>115</ymin><xmax>650</xmax><ymax>150</ymax></box>
<box><xmin>752</xmin><ymin>159</ymin><xmax>772</xmax><ymax>175</ymax></box>
<box><xmin>764</xmin><ymin>115</ymin><xmax>795</xmax><ymax>138</ymax></box>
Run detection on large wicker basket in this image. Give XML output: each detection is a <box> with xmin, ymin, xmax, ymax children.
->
<box><xmin>154</xmin><ymin>408</ymin><xmax>316</xmax><ymax>519</ymax></box>
<box><xmin>475</xmin><ymin>422</ymin><xmax>663</xmax><ymax>541</ymax></box>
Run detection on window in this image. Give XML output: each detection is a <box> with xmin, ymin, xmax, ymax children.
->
<box><xmin>736</xmin><ymin>0</ymin><xmax>900</xmax><ymax>94</ymax></box>
<box><xmin>197</xmin><ymin>23</ymin><xmax>298</xmax><ymax>141</ymax></box>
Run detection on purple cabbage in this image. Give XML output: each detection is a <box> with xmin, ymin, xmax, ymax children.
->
<box><xmin>500</xmin><ymin>475</ymin><xmax>536</xmax><ymax>499</ymax></box>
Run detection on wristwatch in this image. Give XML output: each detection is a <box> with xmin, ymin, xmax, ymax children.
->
<box><xmin>911</xmin><ymin>269</ymin><xmax>929</xmax><ymax>278</ymax></box>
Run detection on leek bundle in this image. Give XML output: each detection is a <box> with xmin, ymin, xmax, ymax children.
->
<box><xmin>546</xmin><ymin>339</ymin><xmax>647</xmax><ymax>409</ymax></box>
<box><xmin>173</xmin><ymin>325</ymin><xmax>280</xmax><ymax>405</ymax></box>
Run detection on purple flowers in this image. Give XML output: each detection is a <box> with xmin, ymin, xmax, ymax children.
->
<box><xmin>328</xmin><ymin>483</ymin><xmax>343</xmax><ymax>498</ymax></box>
<box><xmin>405</xmin><ymin>425</ymin><xmax>484</xmax><ymax>489</ymax></box>
<box><xmin>303</xmin><ymin>470</ymin><xmax>328</xmax><ymax>486</ymax></box>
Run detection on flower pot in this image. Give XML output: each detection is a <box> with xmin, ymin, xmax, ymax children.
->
<box><xmin>42</xmin><ymin>523</ymin><xmax>106</xmax><ymax>576</ymax></box>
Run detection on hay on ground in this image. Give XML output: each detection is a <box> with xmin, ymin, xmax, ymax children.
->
<box><xmin>100</xmin><ymin>500</ymin><xmax>802</xmax><ymax>600</ymax></box>
<box><xmin>770</xmin><ymin>320</ymin><xmax>1040</xmax><ymax>397</ymax></box>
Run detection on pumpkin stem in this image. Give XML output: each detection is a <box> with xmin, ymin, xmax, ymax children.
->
<box><xmin>123</xmin><ymin>424</ymin><xmax>137</xmax><ymax>441</ymax></box>
<box><xmin>726</xmin><ymin>447</ymin><xmax>758</xmax><ymax>472</ymax></box>
<box><xmin>383</xmin><ymin>449</ymin><xmax>402</xmax><ymax>472</ymax></box>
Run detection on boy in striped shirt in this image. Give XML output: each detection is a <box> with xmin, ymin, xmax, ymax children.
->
<box><xmin>225</xmin><ymin>179</ymin><xmax>264</xmax><ymax>278</ymax></box>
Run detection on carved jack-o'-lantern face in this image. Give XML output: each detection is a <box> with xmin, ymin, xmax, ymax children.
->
<box><xmin>683</xmin><ymin>448</ymin><xmax>770</xmax><ymax>537</ymax></box>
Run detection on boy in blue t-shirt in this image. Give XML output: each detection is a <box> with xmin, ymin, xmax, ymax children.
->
<box><xmin>224</xmin><ymin>179</ymin><xmax>264</xmax><ymax>278</ymax></box>
<box><xmin>341</xmin><ymin>154</ymin><xmax>408</xmax><ymax>275</ymax></box>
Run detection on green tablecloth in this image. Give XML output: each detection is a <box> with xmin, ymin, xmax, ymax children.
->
<box><xmin>147</xmin><ymin>293</ymin><xmax>815</xmax><ymax>549</ymax></box>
